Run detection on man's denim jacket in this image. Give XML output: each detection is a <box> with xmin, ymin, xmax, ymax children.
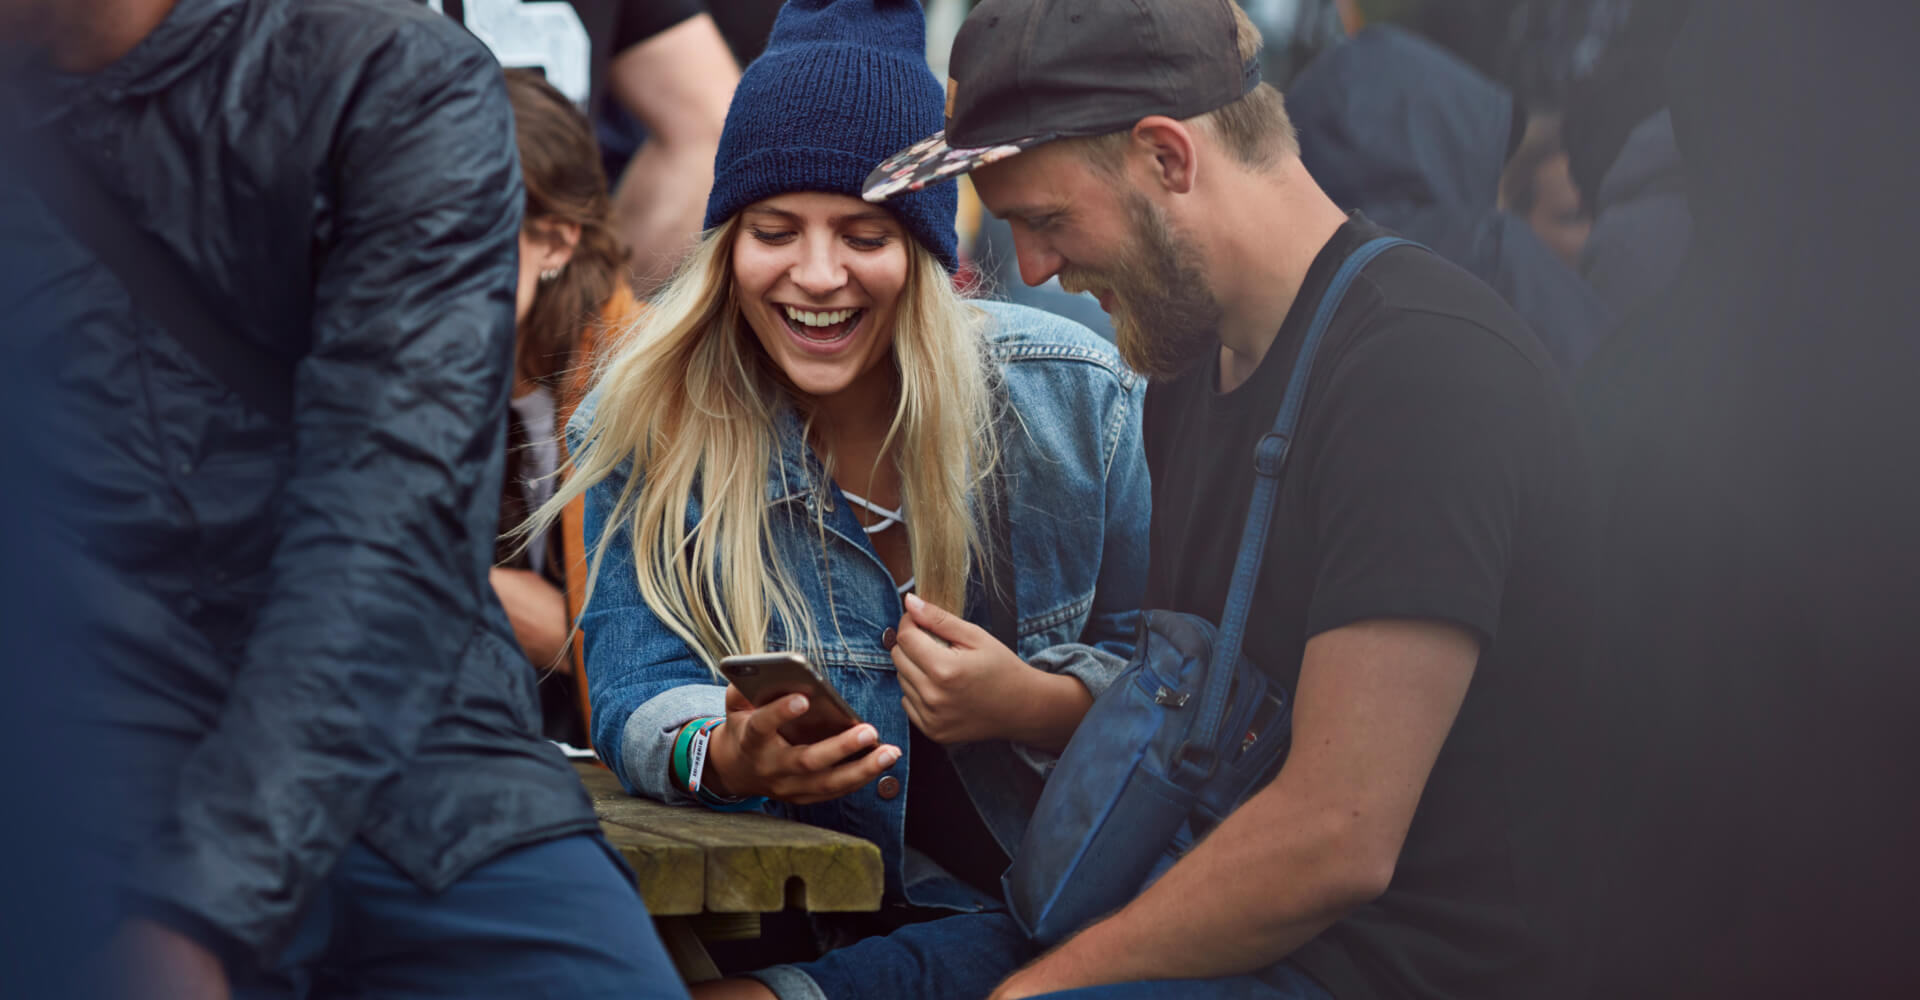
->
<box><xmin>570</xmin><ymin>301</ymin><xmax>1149</xmax><ymax>910</ymax></box>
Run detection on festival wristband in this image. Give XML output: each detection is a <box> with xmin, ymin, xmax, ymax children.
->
<box><xmin>690</xmin><ymin>719</ymin><xmax>766</xmax><ymax>811</ymax></box>
<box><xmin>670</xmin><ymin>716</ymin><xmax>715</xmax><ymax>793</ymax></box>
<box><xmin>687</xmin><ymin>717</ymin><xmax>726</xmax><ymax>796</ymax></box>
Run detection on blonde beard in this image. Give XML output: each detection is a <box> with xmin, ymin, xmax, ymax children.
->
<box><xmin>1064</xmin><ymin>192</ymin><xmax>1223</xmax><ymax>380</ymax></box>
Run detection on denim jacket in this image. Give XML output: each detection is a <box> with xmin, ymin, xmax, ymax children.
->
<box><xmin>570</xmin><ymin>301</ymin><xmax>1149</xmax><ymax>909</ymax></box>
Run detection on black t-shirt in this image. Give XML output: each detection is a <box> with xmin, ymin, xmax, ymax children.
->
<box><xmin>1142</xmin><ymin>216</ymin><xmax>1596</xmax><ymax>999</ymax></box>
<box><xmin>905</xmin><ymin>726</ymin><xmax>1011</xmax><ymax>901</ymax></box>
<box><xmin>432</xmin><ymin>0</ymin><xmax>701</xmax><ymax>111</ymax></box>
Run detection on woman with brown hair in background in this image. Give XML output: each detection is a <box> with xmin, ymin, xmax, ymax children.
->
<box><xmin>493</xmin><ymin>68</ymin><xmax>642</xmax><ymax>745</ymax></box>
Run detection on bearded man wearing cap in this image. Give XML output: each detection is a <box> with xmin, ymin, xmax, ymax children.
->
<box><xmin>844</xmin><ymin>2</ymin><xmax>1601</xmax><ymax>999</ymax></box>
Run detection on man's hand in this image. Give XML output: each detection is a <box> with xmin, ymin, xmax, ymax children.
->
<box><xmin>108</xmin><ymin>920</ymin><xmax>230</xmax><ymax>1000</ymax></box>
<box><xmin>490</xmin><ymin>567</ymin><xmax>570</xmax><ymax>671</ymax></box>
<box><xmin>702</xmin><ymin>685</ymin><xmax>900</xmax><ymax>804</ymax></box>
<box><xmin>891</xmin><ymin>593</ymin><xmax>1091</xmax><ymax>750</ymax></box>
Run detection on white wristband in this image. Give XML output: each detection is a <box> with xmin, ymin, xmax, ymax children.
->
<box><xmin>688</xmin><ymin>719</ymin><xmax>721</xmax><ymax>795</ymax></box>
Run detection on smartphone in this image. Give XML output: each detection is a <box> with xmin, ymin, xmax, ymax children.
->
<box><xmin>718</xmin><ymin>652</ymin><xmax>866</xmax><ymax>746</ymax></box>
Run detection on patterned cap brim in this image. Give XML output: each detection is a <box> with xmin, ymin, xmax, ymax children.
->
<box><xmin>862</xmin><ymin>130</ymin><xmax>1050</xmax><ymax>203</ymax></box>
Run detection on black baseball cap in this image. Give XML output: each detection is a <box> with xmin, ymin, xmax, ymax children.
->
<box><xmin>863</xmin><ymin>0</ymin><xmax>1260</xmax><ymax>204</ymax></box>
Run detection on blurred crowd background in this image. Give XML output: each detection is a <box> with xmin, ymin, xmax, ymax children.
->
<box><xmin>439</xmin><ymin>0</ymin><xmax>1692</xmax><ymax>368</ymax></box>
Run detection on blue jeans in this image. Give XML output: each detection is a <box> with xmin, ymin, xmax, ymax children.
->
<box><xmin>747</xmin><ymin>912</ymin><xmax>1329</xmax><ymax>1000</ymax></box>
<box><xmin>236</xmin><ymin>833</ymin><xmax>687</xmax><ymax>999</ymax></box>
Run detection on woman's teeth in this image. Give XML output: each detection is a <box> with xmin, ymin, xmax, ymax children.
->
<box><xmin>783</xmin><ymin>306</ymin><xmax>858</xmax><ymax>328</ymax></box>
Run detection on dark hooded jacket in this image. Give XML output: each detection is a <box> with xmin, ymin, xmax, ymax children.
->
<box><xmin>0</xmin><ymin>0</ymin><xmax>599</xmax><ymax>964</ymax></box>
<box><xmin>1579</xmin><ymin>109</ymin><xmax>1689</xmax><ymax>317</ymax></box>
<box><xmin>1288</xmin><ymin>26</ymin><xmax>1613</xmax><ymax>375</ymax></box>
<box><xmin>1577</xmin><ymin>1</ymin><xmax>1920</xmax><ymax>995</ymax></box>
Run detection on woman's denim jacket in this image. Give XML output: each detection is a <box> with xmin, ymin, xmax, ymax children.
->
<box><xmin>569</xmin><ymin>301</ymin><xmax>1149</xmax><ymax>911</ymax></box>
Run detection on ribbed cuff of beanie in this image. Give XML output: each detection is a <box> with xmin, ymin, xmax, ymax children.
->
<box><xmin>705</xmin><ymin>146</ymin><xmax>959</xmax><ymax>273</ymax></box>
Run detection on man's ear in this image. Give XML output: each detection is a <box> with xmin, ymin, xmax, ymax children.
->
<box><xmin>1129</xmin><ymin>116</ymin><xmax>1198</xmax><ymax>196</ymax></box>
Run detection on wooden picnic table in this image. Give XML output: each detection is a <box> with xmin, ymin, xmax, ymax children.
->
<box><xmin>575</xmin><ymin>761</ymin><xmax>884</xmax><ymax>982</ymax></box>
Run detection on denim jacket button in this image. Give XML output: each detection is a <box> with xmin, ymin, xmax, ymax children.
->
<box><xmin>876</xmin><ymin>775</ymin><xmax>901</xmax><ymax>800</ymax></box>
<box><xmin>880</xmin><ymin>627</ymin><xmax>897</xmax><ymax>651</ymax></box>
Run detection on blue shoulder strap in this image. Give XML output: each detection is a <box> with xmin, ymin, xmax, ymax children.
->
<box><xmin>1179</xmin><ymin>236</ymin><xmax>1419</xmax><ymax>778</ymax></box>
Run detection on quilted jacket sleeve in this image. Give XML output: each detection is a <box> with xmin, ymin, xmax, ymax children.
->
<box><xmin>124</xmin><ymin>22</ymin><xmax>527</xmax><ymax>960</ymax></box>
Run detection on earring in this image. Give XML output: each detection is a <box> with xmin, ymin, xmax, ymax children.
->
<box><xmin>539</xmin><ymin>267</ymin><xmax>561</xmax><ymax>282</ymax></box>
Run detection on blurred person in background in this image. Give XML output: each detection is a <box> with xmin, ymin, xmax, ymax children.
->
<box><xmin>0</xmin><ymin>0</ymin><xmax>685</xmax><ymax>995</ymax></box>
<box><xmin>1558</xmin><ymin>1</ymin><xmax>1693</xmax><ymax>317</ymax></box>
<box><xmin>1570</xmin><ymin>107</ymin><xmax>1687</xmax><ymax>318</ymax></box>
<box><xmin>1287</xmin><ymin>23</ymin><xmax>1613</xmax><ymax>374</ymax></box>
<box><xmin>1499</xmin><ymin>0</ymin><xmax>1642</xmax><ymax>108</ymax></box>
<box><xmin>1555</xmin><ymin>0</ymin><xmax>1690</xmax><ymax>206</ymax></box>
<box><xmin>1336</xmin><ymin>0</ymin><xmax>1663</xmax><ymax>111</ymax></box>
<box><xmin>1332</xmin><ymin>0</ymin><xmax>1524</xmax><ymax>84</ymax></box>
<box><xmin>531</xmin><ymin>3</ymin><xmax>1149</xmax><ymax>995</ymax></box>
<box><xmin>495</xmin><ymin>67</ymin><xmax>645</xmax><ymax>747</ymax></box>
<box><xmin>709</xmin><ymin>0</ymin><xmax>788</xmax><ymax>64</ymax></box>
<box><xmin>1241</xmin><ymin>0</ymin><xmax>1345</xmax><ymax>86</ymax></box>
<box><xmin>1499</xmin><ymin>114</ymin><xmax>1591</xmax><ymax>270</ymax></box>
<box><xmin>432</xmin><ymin>0</ymin><xmax>739</xmax><ymax>297</ymax></box>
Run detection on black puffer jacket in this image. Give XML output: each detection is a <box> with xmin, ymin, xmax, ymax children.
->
<box><xmin>3</xmin><ymin>0</ymin><xmax>599</xmax><ymax>963</ymax></box>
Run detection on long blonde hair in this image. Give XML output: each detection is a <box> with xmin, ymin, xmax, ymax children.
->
<box><xmin>527</xmin><ymin>216</ymin><xmax>1000</xmax><ymax>669</ymax></box>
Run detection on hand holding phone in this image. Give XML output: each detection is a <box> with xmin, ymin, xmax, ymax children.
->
<box><xmin>719</xmin><ymin>653</ymin><xmax>864</xmax><ymax>744</ymax></box>
<box><xmin>704</xmin><ymin>653</ymin><xmax>901</xmax><ymax>805</ymax></box>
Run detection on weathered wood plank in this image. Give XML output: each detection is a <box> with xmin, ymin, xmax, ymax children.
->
<box><xmin>577</xmin><ymin>762</ymin><xmax>884</xmax><ymax>915</ymax></box>
<box><xmin>598</xmin><ymin>819</ymin><xmax>704</xmax><ymax>916</ymax></box>
<box><xmin>702</xmin><ymin>837</ymin><xmax>883</xmax><ymax>913</ymax></box>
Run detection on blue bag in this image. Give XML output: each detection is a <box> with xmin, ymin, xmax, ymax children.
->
<box><xmin>1003</xmin><ymin>237</ymin><xmax>1419</xmax><ymax>944</ymax></box>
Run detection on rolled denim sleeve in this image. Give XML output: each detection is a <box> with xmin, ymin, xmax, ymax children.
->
<box><xmin>1027</xmin><ymin>641</ymin><xmax>1131</xmax><ymax>701</ymax></box>
<box><xmin>1011</xmin><ymin>643</ymin><xmax>1130</xmax><ymax>775</ymax></box>
<box><xmin>1034</xmin><ymin>362</ymin><xmax>1150</xmax><ymax>694</ymax></box>
<box><xmin>1013</xmin><ymin>358</ymin><xmax>1149</xmax><ymax>772</ymax></box>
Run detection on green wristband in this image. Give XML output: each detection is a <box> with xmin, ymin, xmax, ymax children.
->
<box><xmin>669</xmin><ymin>718</ymin><xmax>704</xmax><ymax>792</ymax></box>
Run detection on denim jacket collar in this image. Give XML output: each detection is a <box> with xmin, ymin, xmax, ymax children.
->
<box><xmin>764</xmin><ymin>402</ymin><xmax>826</xmax><ymax>506</ymax></box>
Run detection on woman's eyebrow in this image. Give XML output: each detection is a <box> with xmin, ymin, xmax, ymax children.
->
<box><xmin>742</xmin><ymin>206</ymin><xmax>800</xmax><ymax>221</ymax></box>
<box><xmin>741</xmin><ymin>207</ymin><xmax>897</xmax><ymax>230</ymax></box>
<box><xmin>832</xmin><ymin>210</ymin><xmax>897</xmax><ymax>226</ymax></box>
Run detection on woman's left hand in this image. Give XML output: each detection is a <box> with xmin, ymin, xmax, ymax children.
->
<box><xmin>890</xmin><ymin>593</ymin><xmax>1091</xmax><ymax>749</ymax></box>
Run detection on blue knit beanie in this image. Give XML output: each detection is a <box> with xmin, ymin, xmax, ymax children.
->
<box><xmin>704</xmin><ymin>0</ymin><xmax>959</xmax><ymax>272</ymax></box>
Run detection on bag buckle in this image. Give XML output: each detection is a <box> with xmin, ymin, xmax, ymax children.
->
<box><xmin>1173</xmin><ymin>741</ymin><xmax>1220</xmax><ymax>782</ymax></box>
<box><xmin>1153</xmin><ymin>686</ymin><xmax>1190</xmax><ymax>708</ymax></box>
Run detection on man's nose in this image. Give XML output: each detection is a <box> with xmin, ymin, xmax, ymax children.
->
<box><xmin>1011</xmin><ymin>232</ymin><xmax>1063</xmax><ymax>289</ymax></box>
